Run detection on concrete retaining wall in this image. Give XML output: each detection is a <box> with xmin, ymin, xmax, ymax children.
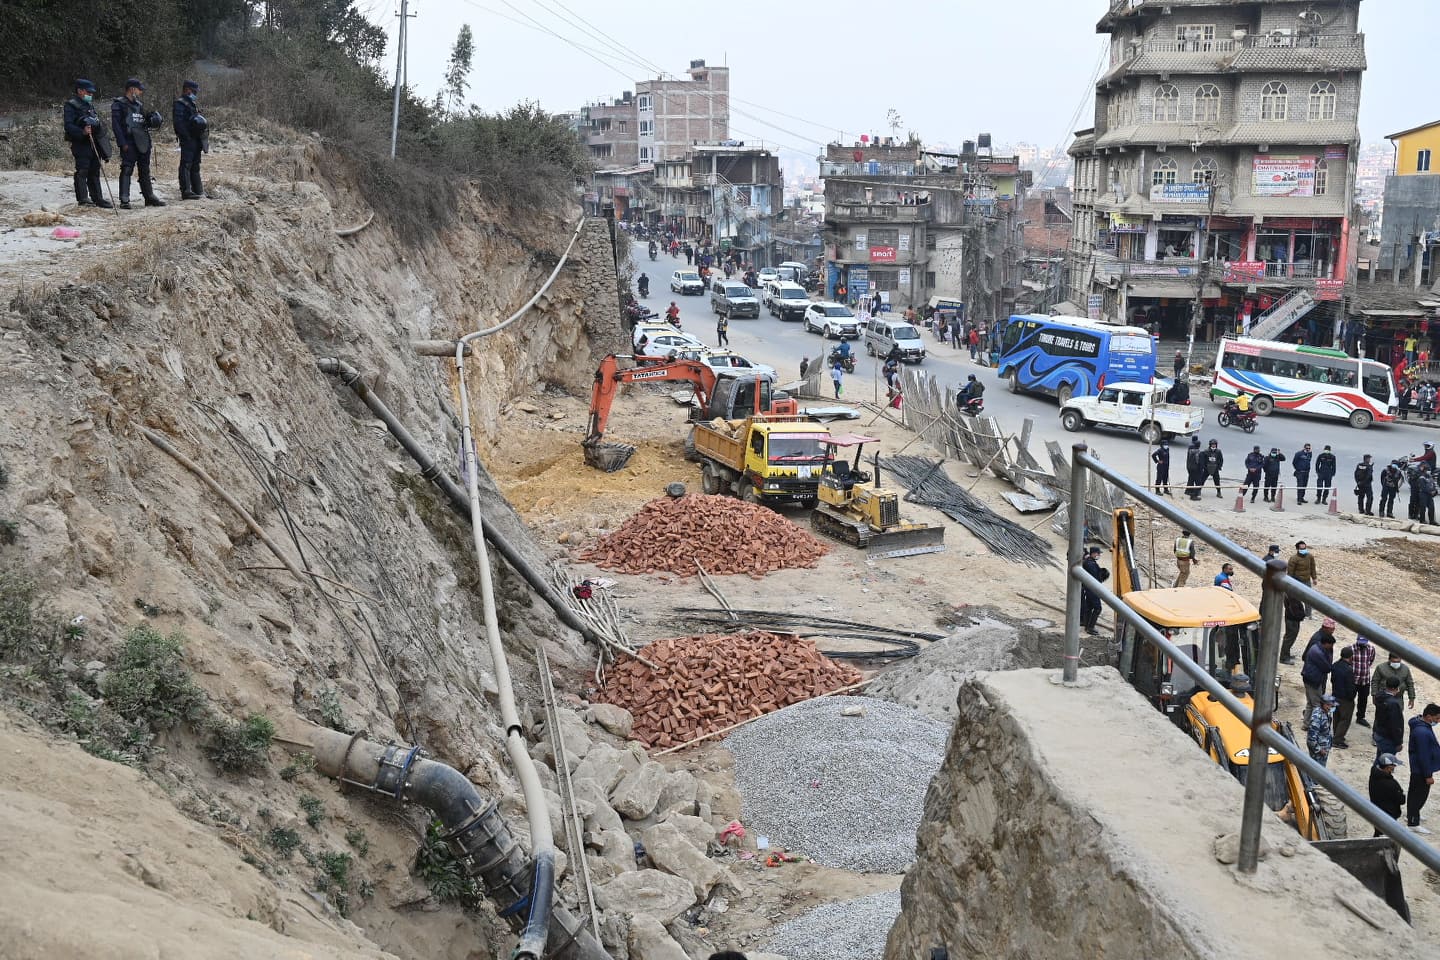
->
<box><xmin>885</xmin><ymin>668</ymin><xmax>1414</xmax><ymax>960</ymax></box>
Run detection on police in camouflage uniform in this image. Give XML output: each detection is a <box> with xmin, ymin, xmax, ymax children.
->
<box><xmin>172</xmin><ymin>79</ymin><xmax>209</xmax><ymax>199</ymax></box>
<box><xmin>62</xmin><ymin>79</ymin><xmax>112</xmax><ymax>207</ymax></box>
<box><xmin>111</xmin><ymin>78</ymin><xmax>166</xmax><ymax>209</ymax></box>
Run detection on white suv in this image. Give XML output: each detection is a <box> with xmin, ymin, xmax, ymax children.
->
<box><xmin>803</xmin><ymin>302</ymin><xmax>859</xmax><ymax>339</ymax></box>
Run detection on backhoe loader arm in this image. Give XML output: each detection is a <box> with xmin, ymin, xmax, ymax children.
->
<box><xmin>583</xmin><ymin>354</ymin><xmax>717</xmax><ymax>446</ymax></box>
<box><xmin>1111</xmin><ymin>508</ymin><xmax>1141</xmax><ymax>596</ymax></box>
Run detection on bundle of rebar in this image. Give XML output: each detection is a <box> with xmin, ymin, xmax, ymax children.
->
<box><xmin>670</xmin><ymin>607</ymin><xmax>937</xmax><ymax>662</ymax></box>
<box><xmin>881</xmin><ymin>456</ymin><xmax>1056</xmax><ymax>567</ymax></box>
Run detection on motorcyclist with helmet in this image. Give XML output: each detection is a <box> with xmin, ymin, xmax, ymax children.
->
<box><xmin>648</xmin><ymin>240</ymin><xmax>658</xmax><ymax>261</ymax></box>
<box><xmin>956</xmin><ymin>373</ymin><xmax>985</xmax><ymax>412</ymax></box>
<box><xmin>637</xmin><ymin>273</ymin><xmax>649</xmax><ymax>298</ymax></box>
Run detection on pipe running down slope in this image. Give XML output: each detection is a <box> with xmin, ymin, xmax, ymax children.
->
<box><xmin>310</xmin><ymin>728</ymin><xmax>612</xmax><ymax>960</ymax></box>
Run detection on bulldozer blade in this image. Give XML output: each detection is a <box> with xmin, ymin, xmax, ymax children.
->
<box><xmin>865</xmin><ymin>527</ymin><xmax>947</xmax><ymax>559</ymax></box>
<box><xmin>584</xmin><ymin>441</ymin><xmax>637</xmax><ymax>473</ymax></box>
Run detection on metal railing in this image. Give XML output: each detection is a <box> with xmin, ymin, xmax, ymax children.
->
<box><xmin>1241</xmin><ymin>33</ymin><xmax>1364</xmax><ymax>50</ymax></box>
<box><xmin>1264</xmin><ymin>260</ymin><xmax>1324</xmax><ymax>279</ymax></box>
<box><xmin>1062</xmin><ymin>443</ymin><xmax>1440</xmax><ymax>876</ymax></box>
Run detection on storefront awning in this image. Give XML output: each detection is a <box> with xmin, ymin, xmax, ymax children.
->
<box><xmin>1126</xmin><ymin>283</ymin><xmax>1221</xmax><ymax>299</ymax></box>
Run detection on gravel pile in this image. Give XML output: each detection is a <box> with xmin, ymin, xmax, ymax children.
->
<box><xmin>763</xmin><ymin>890</ymin><xmax>902</xmax><ymax>960</ymax></box>
<box><xmin>724</xmin><ymin>696</ymin><xmax>949</xmax><ymax>873</ymax></box>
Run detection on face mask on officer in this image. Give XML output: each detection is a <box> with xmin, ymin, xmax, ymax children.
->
<box><xmin>81</xmin><ymin>93</ymin><xmax>93</xmax><ymax>103</ymax></box>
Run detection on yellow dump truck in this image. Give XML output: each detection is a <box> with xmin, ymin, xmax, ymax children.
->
<box><xmin>687</xmin><ymin>417</ymin><xmax>833</xmax><ymax>505</ymax></box>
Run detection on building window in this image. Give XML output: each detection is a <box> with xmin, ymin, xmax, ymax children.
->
<box><xmin>1195</xmin><ymin>84</ymin><xmax>1221</xmax><ymax>122</ymax></box>
<box><xmin>925</xmin><ymin>233</ymin><xmax>937</xmax><ymax>250</ymax></box>
<box><xmin>636</xmin><ymin>95</ymin><xmax>652</xmax><ymax>111</ymax></box>
<box><xmin>1175</xmin><ymin>24</ymin><xmax>1216</xmax><ymax>52</ymax></box>
<box><xmin>1153</xmin><ymin>84</ymin><xmax>1179</xmax><ymax>122</ymax></box>
<box><xmin>1308</xmin><ymin>81</ymin><xmax>1337</xmax><ymax>121</ymax></box>
<box><xmin>1261</xmin><ymin>82</ymin><xmax>1288</xmax><ymax>122</ymax></box>
<box><xmin>1151</xmin><ymin>156</ymin><xmax>1178</xmax><ymax>187</ymax></box>
<box><xmin>1192</xmin><ymin>156</ymin><xmax>1218</xmax><ymax>184</ymax></box>
<box><xmin>1314</xmin><ymin>160</ymin><xmax>1328</xmax><ymax>196</ymax></box>
<box><xmin>869</xmin><ymin>269</ymin><xmax>899</xmax><ymax>291</ymax></box>
<box><xmin>1420</xmin><ymin>149</ymin><xmax>1433</xmax><ymax>173</ymax></box>
<box><xmin>870</xmin><ymin>228</ymin><xmax>899</xmax><ymax>247</ymax></box>
<box><xmin>639</xmin><ymin>119</ymin><xmax>653</xmax><ymax>136</ymax></box>
<box><xmin>639</xmin><ymin>146</ymin><xmax>651</xmax><ymax>162</ymax></box>
<box><xmin>924</xmin><ymin>271</ymin><xmax>936</xmax><ymax>288</ymax></box>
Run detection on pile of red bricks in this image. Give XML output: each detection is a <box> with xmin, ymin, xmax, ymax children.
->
<box><xmin>580</xmin><ymin>494</ymin><xmax>828</xmax><ymax>577</ymax></box>
<box><xmin>597</xmin><ymin>631</ymin><xmax>863</xmax><ymax>749</ymax></box>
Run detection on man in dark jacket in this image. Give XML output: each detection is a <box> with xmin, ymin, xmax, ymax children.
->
<box><xmin>1151</xmin><ymin>441</ymin><xmax>1171</xmax><ymax>497</ymax></box>
<box><xmin>1080</xmin><ymin>545</ymin><xmax>1108</xmax><ymax>636</ymax></box>
<box><xmin>1374</xmin><ymin>678</ymin><xmax>1406</xmax><ymax>760</ymax></box>
<box><xmin>1354</xmin><ymin>454</ymin><xmax>1375</xmax><ymax>516</ymax></box>
<box><xmin>1419</xmin><ymin>466</ymin><xmax>1438</xmax><ymax>526</ymax></box>
<box><xmin>1407</xmin><ymin>703</ymin><xmax>1440</xmax><ymax>830</ymax></box>
<box><xmin>1262</xmin><ymin>447</ymin><xmax>1285</xmax><ymax>502</ymax></box>
<box><xmin>1369</xmin><ymin>754</ymin><xmax>1406</xmax><ymax>835</ymax></box>
<box><xmin>1184</xmin><ymin>436</ymin><xmax>1203</xmax><ymax>500</ymax></box>
<box><xmin>1314</xmin><ymin>444</ymin><xmax>1337</xmax><ymax>505</ymax></box>
<box><xmin>1379</xmin><ymin>459</ymin><xmax>1404</xmax><ymax>519</ymax></box>
<box><xmin>1280</xmin><ymin>593</ymin><xmax>1307</xmax><ymax>664</ymax></box>
<box><xmin>1292</xmin><ymin>442</ymin><xmax>1314</xmax><ymax>504</ymax></box>
<box><xmin>1300</xmin><ymin>627</ymin><xmax>1334</xmax><ymax>725</ymax></box>
<box><xmin>1241</xmin><ymin>445</ymin><xmax>1263</xmax><ymax>502</ymax></box>
<box><xmin>62</xmin><ymin>79</ymin><xmax>112</xmax><ymax>208</ymax></box>
<box><xmin>1331</xmin><ymin>645</ymin><xmax>1356</xmax><ymax>748</ymax></box>
<box><xmin>1201</xmin><ymin>439</ymin><xmax>1224</xmax><ymax>498</ymax></box>
<box><xmin>172</xmin><ymin>79</ymin><xmax>208</xmax><ymax>199</ymax></box>
<box><xmin>110</xmin><ymin>78</ymin><xmax>165</xmax><ymax>209</ymax></box>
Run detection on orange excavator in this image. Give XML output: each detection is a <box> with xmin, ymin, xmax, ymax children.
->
<box><xmin>583</xmin><ymin>354</ymin><xmax>800</xmax><ymax>474</ymax></box>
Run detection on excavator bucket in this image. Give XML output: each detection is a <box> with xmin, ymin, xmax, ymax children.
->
<box><xmin>1311</xmin><ymin>838</ymin><xmax>1409</xmax><ymax>921</ymax></box>
<box><xmin>584</xmin><ymin>440</ymin><xmax>636</xmax><ymax>473</ymax></box>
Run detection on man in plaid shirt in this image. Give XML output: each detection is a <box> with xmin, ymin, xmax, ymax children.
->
<box><xmin>1352</xmin><ymin>636</ymin><xmax>1376</xmax><ymax>727</ymax></box>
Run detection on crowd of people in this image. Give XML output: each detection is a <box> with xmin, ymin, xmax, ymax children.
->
<box><xmin>62</xmin><ymin>76</ymin><xmax>210</xmax><ymax>209</ymax></box>
<box><xmin>1147</xmin><ymin>433</ymin><xmax>1438</xmax><ymax>523</ymax></box>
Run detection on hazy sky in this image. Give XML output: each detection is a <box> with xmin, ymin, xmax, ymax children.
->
<box><xmin>375</xmin><ymin>0</ymin><xmax>1434</xmax><ymax>160</ymax></box>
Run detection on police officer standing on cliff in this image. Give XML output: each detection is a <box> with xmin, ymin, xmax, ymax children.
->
<box><xmin>62</xmin><ymin>79</ymin><xmax>112</xmax><ymax>207</ymax></box>
<box><xmin>111</xmin><ymin>78</ymin><xmax>165</xmax><ymax>209</ymax></box>
<box><xmin>173</xmin><ymin>79</ymin><xmax>209</xmax><ymax>199</ymax></box>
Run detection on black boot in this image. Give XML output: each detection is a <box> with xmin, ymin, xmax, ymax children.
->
<box><xmin>118</xmin><ymin>173</ymin><xmax>131</xmax><ymax>210</ymax></box>
<box><xmin>92</xmin><ymin>196</ymin><xmax>113</xmax><ymax>209</ymax></box>
<box><xmin>144</xmin><ymin>194</ymin><xmax>167</xmax><ymax>207</ymax></box>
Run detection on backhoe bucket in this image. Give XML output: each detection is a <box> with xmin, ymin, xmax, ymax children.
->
<box><xmin>1311</xmin><ymin>837</ymin><xmax>1409</xmax><ymax>921</ymax></box>
<box><xmin>584</xmin><ymin>440</ymin><xmax>636</xmax><ymax>473</ymax></box>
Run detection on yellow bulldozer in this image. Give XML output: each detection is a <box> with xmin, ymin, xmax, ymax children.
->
<box><xmin>1109</xmin><ymin>508</ymin><xmax>1407</xmax><ymax>918</ymax></box>
<box><xmin>810</xmin><ymin>436</ymin><xmax>945</xmax><ymax>558</ymax></box>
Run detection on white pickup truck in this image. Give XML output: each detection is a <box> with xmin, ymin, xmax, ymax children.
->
<box><xmin>1059</xmin><ymin>381</ymin><xmax>1204</xmax><ymax>444</ymax></box>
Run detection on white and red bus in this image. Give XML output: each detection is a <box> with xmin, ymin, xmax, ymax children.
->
<box><xmin>1209</xmin><ymin>337</ymin><xmax>1398</xmax><ymax>430</ymax></box>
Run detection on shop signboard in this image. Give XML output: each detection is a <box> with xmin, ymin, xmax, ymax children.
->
<box><xmin>1223</xmin><ymin>261</ymin><xmax>1266</xmax><ymax>283</ymax></box>
<box><xmin>1109</xmin><ymin>214</ymin><xmax>1148</xmax><ymax>234</ymax></box>
<box><xmin>1252</xmin><ymin>156</ymin><xmax>1316</xmax><ymax>197</ymax></box>
<box><xmin>1149</xmin><ymin>183</ymin><xmax>1210</xmax><ymax>204</ymax></box>
<box><xmin>1314</xmin><ymin>279</ymin><xmax>1344</xmax><ymax>301</ymax></box>
<box><xmin>1087</xmin><ymin>294</ymin><xmax>1103</xmax><ymax>320</ymax></box>
<box><xmin>870</xmin><ymin>246</ymin><xmax>897</xmax><ymax>263</ymax></box>
<box><xmin>848</xmin><ymin>266</ymin><xmax>869</xmax><ymax>298</ymax></box>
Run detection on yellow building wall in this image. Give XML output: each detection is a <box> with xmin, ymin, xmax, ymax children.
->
<box><xmin>1393</xmin><ymin>125</ymin><xmax>1440</xmax><ymax>175</ymax></box>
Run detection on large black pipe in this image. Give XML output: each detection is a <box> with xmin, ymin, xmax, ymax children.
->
<box><xmin>311</xmin><ymin>728</ymin><xmax>612</xmax><ymax>960</ymax></box>
<box><xmin>315</xmin><ymin>358</ymin><xmax>603</xmax><ymax>647</ymax></box>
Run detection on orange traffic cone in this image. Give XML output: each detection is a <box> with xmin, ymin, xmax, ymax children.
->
<box><xmin>1270</xmin><ymin>485</ymin><xmax>1285</xmax><ymax>512</ymax></box>
<box><xmin>1328</xmin><ymin>492</ymin><xmax>1340</xmax><ymax>515</ymax></box>
<box><xmin>1234</xmin><ymin>491</ymin><xmax>1246</xmax><ymax>512</ymax></box>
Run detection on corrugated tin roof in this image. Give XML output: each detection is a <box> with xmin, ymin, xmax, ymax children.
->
<box><xmin>1093</xmin><ymin>121</ymin><xmax>1357</xmax><ymax>150</ymax></box>
<box><xmin>1388</xmin><ymin>120</ymin><xmax>1440</xmax><ymax>141</ymax></box>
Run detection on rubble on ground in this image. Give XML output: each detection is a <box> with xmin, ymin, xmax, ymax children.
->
<box><xmin>595</xmin><ymin>632</ymin><xmax>863</xmax><ymax>748</ymax></box>
<box><xmin>581</xmin><ymin>495</ymin><xmax>828</xmax><ymax>577</ymax></box>
<box><xmin>725</xmin><ymin>696</ymin><xmax>948</xmax><ymax>873</ymax></box>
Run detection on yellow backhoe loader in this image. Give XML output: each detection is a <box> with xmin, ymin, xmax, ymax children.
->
<box><xmin>1109</xmin><ymin>508</ymin><xmax>1407</xmax><ymax>919</ymax></box>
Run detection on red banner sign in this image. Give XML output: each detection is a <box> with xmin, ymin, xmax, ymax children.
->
<box><xmin>1223</xmin><ymin>260</ymin><xmax>1266</xmax><ymax>284</ymax></box>
<box><xmin>1314</xmin><ymin>279</ymin><xmax>1345</xmax><ymax>301</ymax></box>
<box><xmin>869</xmin><ymin>246</ymin><xmax>897</xmax><ymax>263</ymax></box>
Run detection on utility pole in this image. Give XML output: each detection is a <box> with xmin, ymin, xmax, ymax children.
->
<box><xmin>389</xmin><ymin>0</ymin><xmax>415</xmax><ymax>160</ymax></box>
<box><xmin>1185</xmin><ymin>176</ymin><xmax>1224</xmax><ymax>373</ymax></box>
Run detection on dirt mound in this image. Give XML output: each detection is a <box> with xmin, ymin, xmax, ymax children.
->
<box><xmin>597</xmin><ymin>631</ymin><xmax>862</xmax><ymax>748</ymax></box>
<box><xmin>581</xmin><ymin>494</ymin><xmax>828</xmax><ymax>577</ymax></box>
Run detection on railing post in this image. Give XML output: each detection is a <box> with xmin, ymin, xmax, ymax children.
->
<box><xmin>1063</xmin><ymin>443</ymin><xmax>1089</xmax><ymax>685</ymax></box>
<box><xmin>1239</xmin><ymin>556</ymin><xmax>1287</xmax><ymax>873</ymax></box>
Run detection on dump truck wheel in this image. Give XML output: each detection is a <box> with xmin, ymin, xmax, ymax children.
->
<box><xmin>700</xmin><ymin>463</ymin><xmax>722</xmax><ymax>496</ymax></box>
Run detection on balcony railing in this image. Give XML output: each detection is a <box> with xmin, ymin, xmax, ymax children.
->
<box><xmin>827</xmin><ymin>202</ymin><xmax>932</xmax><ymax>222</ymax></box>
<box><xmin>1141</xmin><ymin>37</ymin><xmax>1237</xmax><ymax>55</ymax></box>
<box><xmin>1263</xmin><ymin>260</ymin><xmax>1324</xmax><ymax>279</ymax></box>
<box><xmin>1242</xmin><ymin>33</ymin><xmax>1364</xmax><ymax>51</ymax></box>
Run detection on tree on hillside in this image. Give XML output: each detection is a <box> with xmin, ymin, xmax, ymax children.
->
<box><xmin>442</xmin><ymin>25</ymin><xmax>474</xmax><ymax>118</ymax></box>
<box><xmin>253</xmin><ymin>0</ymin><xmax>387</xmax><ymax>64</ymax></box>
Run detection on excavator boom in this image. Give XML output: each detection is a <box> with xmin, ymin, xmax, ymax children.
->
<box><xmin>583</xmin><ymin>354</ymin><xmax>718</xmax><ymax>472</ymax></box>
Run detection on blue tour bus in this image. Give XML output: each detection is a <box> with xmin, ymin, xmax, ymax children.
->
<box><xmin>996</xmin><ymin>314</ymin><xmax>1158</xmax><ymax>405</ymax></box>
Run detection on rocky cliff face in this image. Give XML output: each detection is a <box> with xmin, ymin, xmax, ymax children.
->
<box><xmin>0</xmin><ymin>139</ymin><xmax>625</xmax><ymax>958</ymax></box>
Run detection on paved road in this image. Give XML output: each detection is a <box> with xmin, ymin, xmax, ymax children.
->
<box><xmin>628</xmin><ymin>242</ymin><xmax>1436</xmax><ymax>503</ymax></box>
